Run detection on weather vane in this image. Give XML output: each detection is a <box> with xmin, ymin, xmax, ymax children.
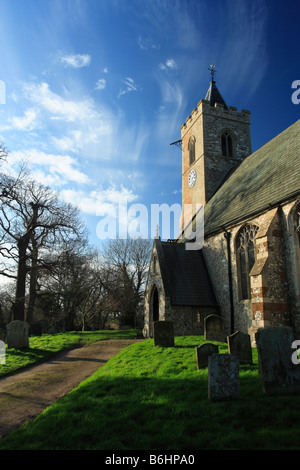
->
<box><xmin>208</xmin><ymin>62</ymin><xmax>217</xmax><ymax>80</ymax></box>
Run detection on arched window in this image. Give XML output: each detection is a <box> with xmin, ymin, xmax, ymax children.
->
<box><xmin>188</xmin><ymin>136</ymin><xmax>196</xmax><ymax>166</ymax></box>
<box><xmin>237</xmin><ymin>224</ymin><xmax>258</xmax><ymax>300</ymax></box>
<box><xmin>152</xmin><ymin>255</ymin><xmax>157</xmax><ymax>273</ymax></box>
<box><xmin>221</xmin><ymin>131</ymin><xmax>234</xmax><ymax>157</ymax></box>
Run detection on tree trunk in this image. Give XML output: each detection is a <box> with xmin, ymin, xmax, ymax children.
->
<box><xmin>13</xmin><ymin>237</ymin><xmax>28</xmax><ymax>321</ymax></box>
<box><xmin>26</xmin><ymin>239</ymin><xmax>38</xmax><ymax>325</ymax></box>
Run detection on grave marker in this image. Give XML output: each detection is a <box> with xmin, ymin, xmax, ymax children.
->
<box><xmin>195</xmin><ymin>343</ymin><xmax>219</xmax><ymax>369</ymax></box>
<box><xmin>227</xmin><ymin>331</ymin><xmax>253</xmax><ymax>365</ymax></box>
<box><xmin>153</xmin><ymin>321</ymin><xmax>174</xmax><ymax>347</ymax></box>
<box><xmin>255</xmin><ymin>326</ymin><xmax>300</xmax><ymax>395</ymax></box>
<box><xmin>208</xmin><ymin>354</ymin><xmax>240</xmax><ymax>401</ymax></box>
<box><xmin>204</xmin><ymin>314</ymin><xmax>225</xmax><ymax>342</ymax></box>
<box><xmin>6</xmin><ymin>320</ymin><xmax>30</xmax><ymax>349</ymax></box>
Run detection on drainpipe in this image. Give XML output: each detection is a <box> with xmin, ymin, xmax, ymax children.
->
<box><xmin>223</xmin><ymin>228</ymin><xmax>234</xmax><ymax>335</ymax></box>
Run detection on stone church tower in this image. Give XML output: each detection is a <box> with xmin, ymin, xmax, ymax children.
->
<box><xmin>144</xmin><ymin>63</ymin><xmax>299</xmax><ymax>345</ymax></box>
<box><xmin>180</xmin><ymin>65</ymin><xmax>252</xmax><ymax>231</ymax></box>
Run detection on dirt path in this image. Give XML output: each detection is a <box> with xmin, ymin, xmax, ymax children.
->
<box><xmin>0</xmin><ymin>338</ymin><xmax>143</xmax><ymax>440</ymax></box>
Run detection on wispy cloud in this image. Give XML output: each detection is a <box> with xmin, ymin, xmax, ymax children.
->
<box><xmin>159</xmin><ymin>58</ymin><xmax>178</xmax><ymax>72</ymax></box>
<box><xmin>138</xmin><ymin>35</ymin><xmax>160</xmax><ymax>51</ymax></box>
<box><xmin>20</xmin><ymin>81</ymin><xmax>113</xmax><ymax>154</ymax></box>
<box><xmin>95</xmin><ymin>78</ymin><xmax>106</xmax><ymax>90</ymax></box>
<box><xmin>60</xmin><ymin>53</ymin><xmax>91</xmax><ymax>68</ymax></box>
<box><xmin>118</xmin><ymin>77</ymin><xmax>139</xmax><ymax>98</ymax></box>
<box><xmin>0</xmin><ymin>108</ymin><xmax>38</xmax><ymax>131</ymax></box>
<box><xmin>10</xmin><ymin>148</ymin><xmax>90</xmax><ymax>186</ymax></box>
<box><xmin>61</xmin><ymin>185</ymin><xmax>138</xmax><ymax>215</ymax></box>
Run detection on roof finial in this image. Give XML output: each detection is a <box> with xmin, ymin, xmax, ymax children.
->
<box><xmin>208</xmin><ymin>62</ymin><xmax>217</xmax><ymax>81</ymax></box>
<box><xmin>155</xmin><ymin>224</ymin><xmax>159</xmax><ymax>239</ymax></box>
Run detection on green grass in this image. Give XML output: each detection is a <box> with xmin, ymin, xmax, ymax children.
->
<box><xmin>0</xmin><ymin>329</ymin><xmax>139</xmax><ymax>377</ymax></box>
<box><xmin>1</xmin><ymin>334</ymin><xmax>300</xmax><ymax>450</ymax></box>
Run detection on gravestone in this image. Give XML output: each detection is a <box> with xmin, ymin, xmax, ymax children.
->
<box><xmin>255</xmin><ymin>326</ymin><xmax>300</xmax><ymax>395</ymax></box>
<box><xmin>227</xmin><ymin>331</ymin><xmax>253</xmax><ymax>365</ymax></box>
<box><xmin>153</xmin><ymin>321</ymin><xmax>174</xmax><ymax>347</ymax></box>
<box><xmin>0</xmin><ymin>340</ymin><xmax>5</xmax><ymax>364</ymax></box>
<box><xmin>6</xmin><ymin>320</ymin><xmax>30</xmax><ymax>349</ymax></box>
<box><xmin>208</xmin><ymin>354</ymin><xmax>240</xmax><ymax>401</ymax></box>
<box><xmin>195</xmin><ymin>343</ymin><xmax>219</xmax><ymax>369</ymax></box>
<box><xmin>204</xmin><ymin>314</ymin><xmax>225</xmax><ymax>342</ymax></box>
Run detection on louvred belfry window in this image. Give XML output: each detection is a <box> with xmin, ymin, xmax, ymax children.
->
<box><xmin>237</xmin><ymin>224</ymin><xmax>258</xmax><ymax>300</ymax></box>
<box><xmin>188</xmin><ymin>136</ymin><xmax>196</xmax><ymax>165</ymax></box>
<box><xmin>221</xmin><ymin>131</ymin><xmax>233</xmax><ymax>157</ymax></box>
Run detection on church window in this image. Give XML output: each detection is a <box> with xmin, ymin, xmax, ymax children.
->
<box><xmin>237</xmin><ymin>224</ymin><xmax>258</xmax><ymax>300</ymax></box>
<box><xmin>188</xmin><ymin>136</ymin><xmax>196</xmax><ymax>165</ymax></box>
<box><xmin>293</xmin><ymin>204</ymin><xmax>300</xmax><ymax>295</ymax></box>
<box><xmin>153</xmin><ymin>255</ymin><xmax>157</xmax><ymax>273</ymax></box>
<box><xmin>221</xmin><ymin>131</ymin><xmax>233</xmax><ymax>157</ymax></box>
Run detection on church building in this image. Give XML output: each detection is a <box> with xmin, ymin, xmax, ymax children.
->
<box><xmin>143</xmin><ymin>66</ymin><xmax>300</xmax><ymax>345</ymax></box>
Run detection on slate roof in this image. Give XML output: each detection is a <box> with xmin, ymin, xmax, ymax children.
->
<box><xmin>155</xmin><ymin>239</ymin><xmax>218</xmax><ymax>307</ymax></box>
<box><xmin>205</xmin><ymin>80</ymin><xmax>228</xmax><ymax>109</ymax></box>
<box><xmin>182</xmin><ymin>119</ymin><xmax>300</xmax><ymax>239</ymax></box>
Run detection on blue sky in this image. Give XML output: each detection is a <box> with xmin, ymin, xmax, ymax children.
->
<box><xmin>0</xmin><ymin>0</ymin><xmax>299</xmax><ymax>248</ymax></box>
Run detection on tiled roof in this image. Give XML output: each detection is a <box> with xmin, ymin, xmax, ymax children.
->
<box><xmin>156</xmin><ymin>240</ymin><xmax>218</xmax><ymax>307</ymax></box>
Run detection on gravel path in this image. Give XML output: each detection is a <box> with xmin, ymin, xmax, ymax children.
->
<box><xmin>0</xmin><ymin>338</ymin><xmax>143</xmax><ymax>439</ymax></box>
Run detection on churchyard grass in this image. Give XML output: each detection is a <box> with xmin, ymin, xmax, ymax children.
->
<box><xmin>0</xmin><ymin>329</ymin><xmax>139</xmax><ymax>377</ymax></box>
<box><xmin>1</xmin><ymin>335</ymin><xmax>300</xmax><ymax>450</ymax></box>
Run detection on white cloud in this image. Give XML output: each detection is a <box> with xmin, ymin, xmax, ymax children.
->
<box><xmin>24</xmin><ymin>82</ymin><xmax>100</xmax><ymax>123</ymax></box>
<box><xmin>95</xmin><ymin>78</ymin><xmax>106</xmax><ymax>90</ymax></box>
<box><xmin>118</xmin><ymin>77</ymin><xmax>139</xmax><ymax>98</ymax></box>
<box><xmin>10</xmin><ymin>108</ymin><xmax>37</xmax><ymax>130</ymax></box>
<box><xmin>10</xmin><ymin>149</ymin><xmax>90</xmax><ymax>186</ymax></box>
<box><xmin>61</xmin><ymin>185</ymin><xmax>138</xmax><ymax>215</ymax></box>
<box><xmin>138</xmin><ymin>35</ymin><xmax>160</xmax><ymax>51</ymax></box>
<box><xmin>0</xmin><ymin>108</ymin><xmax>38</xmax><ymax>132</ymax></box>
<box><xmin>20</xmin><ymin>81</ymin><xmax>113</xmax><ymax>154</ymax></box>
<box><xmin>60</xmin><ymin>54</ymin><xmax>91</xmax><ymax>68</ymax></box>
<box><xmin>159</xmin><ymin>58</ymin><xmax>178</xmax><ymax>72</ymax></box>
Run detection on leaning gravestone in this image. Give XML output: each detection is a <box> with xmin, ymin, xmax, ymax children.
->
<box><xmin>255</xmin><ymin>326</ymin><xmax>300</xmax><ymax>395</ymax></box>
<box><xmin>204</xmin><ymin>314</ymin><xmax>225</xmax><ymax>342</ymax></box>
<box><xmin>153</xmin><ymin>321</ymin><xmax>174</xmax><ymax>347</ymax></box>
<box><xmin>227</xmin><ymin>331</ymin><xmax>253</xmax><ymax>365</ymax></box>
<box><xmin>208</xmin><ymin>354</ymin><xmax>240</xmax><ymax>401</ymax></box>
<box><xmin>6</xmin><ymin>320</ymin><xmax>30</xmax><ymax>349</ymax></box>
<box><xmin>195</xmin><ymin>343</ymin><xmax>219</xmax><ymax>369</ymax></box>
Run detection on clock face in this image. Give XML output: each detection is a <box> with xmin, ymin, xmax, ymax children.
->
<box><xmin>188</xmin><ymin>169</ymin><xmax>197</xmax><ymax>188</ymax></box>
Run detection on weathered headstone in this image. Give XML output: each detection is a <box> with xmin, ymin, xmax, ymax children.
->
<box><xmin>204</xmin><ymin>314</ymin><xmax>225</xmax><ymax>342</ymax></box>
<box><xmin>6</xmin><ymin>320</ymin><xmax>30</xmax><ymax>349</ymax></box>
<box><xmin>195</xmin><ymin>343</ymin><xmax>219</xmax><ymax>369</ymax></box>
<box><xmin>227</xmin><ymin>331</ymin><xmax>253</xmax><ymax>365</ymax></box>
<box><xmin>0</xmin><ymin>340</ymin><xmax>5</xmax><ymax>364</ymax></box>
<box><xmin>208</xmin><ymin>354</ymin><xmax>240</xmax><ymax>401</ymax></box>
<box><xmin>255</xmin><ymin>326</ymin><xmax>300</xmax><ymax>395</ymax></box>
<box><xmin>153</xmin><ymin>321</ymin><xmax>174</xmax><ymax>347</ymax></box>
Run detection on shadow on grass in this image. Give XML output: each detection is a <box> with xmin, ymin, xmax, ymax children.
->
<box><xmin>2</xmin><ymin>368</ymin><xmax>300</xmax><ymax>451</ymax></box>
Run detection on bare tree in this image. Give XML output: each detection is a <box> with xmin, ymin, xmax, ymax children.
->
<box><xmin>0</xmin><ymin>171</ymin><xmax>86</xmax><ymax>323</ymax></box>
<box><xmin>101</xmin><ymin>238</ymin><xmax>152</xmax><ymax>327</ymax></box>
